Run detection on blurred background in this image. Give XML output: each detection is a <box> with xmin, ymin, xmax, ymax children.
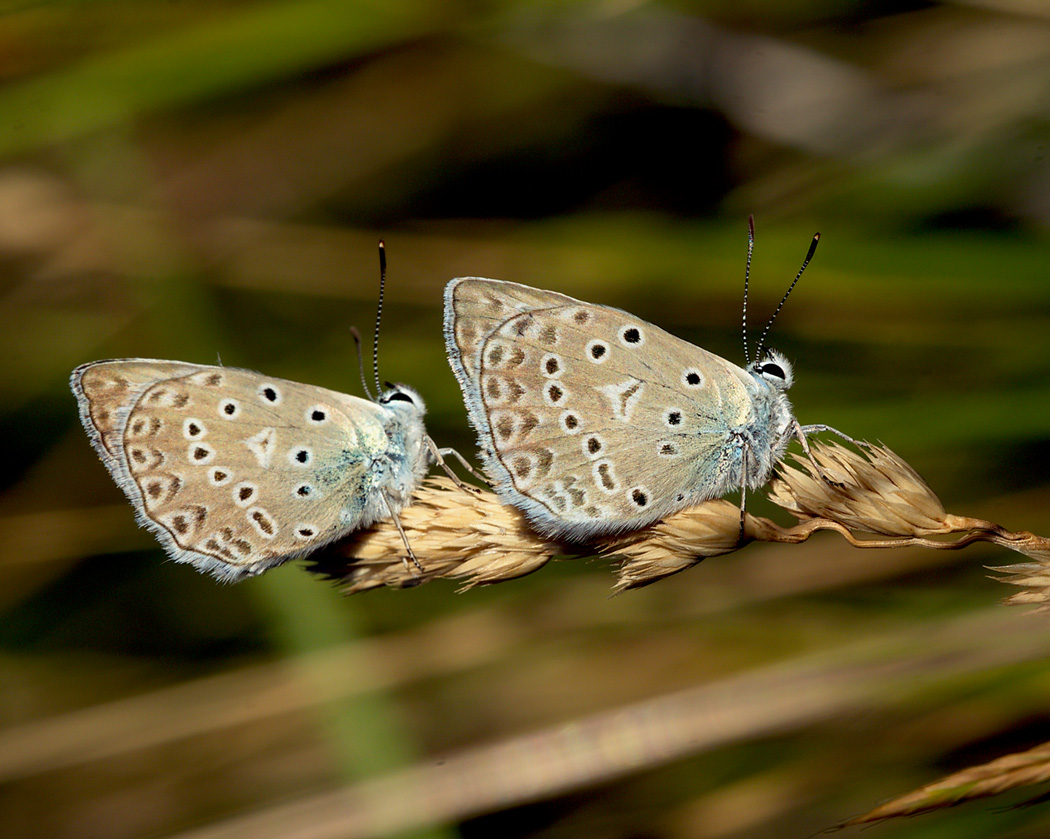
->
<box><xmin>3</xmin><ymin>1</ymin><xmax>1050</xmax><ymax>837</ymax></box>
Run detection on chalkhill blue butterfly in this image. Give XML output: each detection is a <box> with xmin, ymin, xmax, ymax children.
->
<box><xmin>71</xmin><ymin>244</ymin><xmax>454</xmax><ymax>581</ymax></box>
<box><xmin>443</xmin><ymin>219</ymin><xmax>850</xmax><ymax>540</ymax></box>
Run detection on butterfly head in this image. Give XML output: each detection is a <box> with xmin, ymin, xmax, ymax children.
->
<box><xmin>378</xmin><ymin>382</ymin><xmax>430</xmax><ymax>483</ymax></box>
<box><xmin>748</xmin><ymin>349</ymin><xmax>794</xmax><ymax>392</ymax></box>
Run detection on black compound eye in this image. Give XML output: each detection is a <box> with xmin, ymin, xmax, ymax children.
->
<box><xmin>384</xmin><ymin>390</ymin><xmax>416</xmax><ymax>404</ymax></box>
<box><xmin>758</xmin><ymin>362</ymin><xmax>786</xmax><ymax>380</ymax></box>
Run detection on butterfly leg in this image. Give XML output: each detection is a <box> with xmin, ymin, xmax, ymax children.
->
<box><xmin>798</xmin><ymin>423</ymin><xmax>862</xmax><ymax>447</ymax></box>
<box><xmin>792</xmin><ymin>421</ymin><xmax>863</xmax><ymax>488</ymax></box>
<box><xmin>381</xmin><ymin>493</ymin><xmax>424</xmax><ymax>573</ymax></box>
<box><xmin>737</xmin><ymin>444</ymin><xmax>749</xmax><ymax>544</ymax></box>
<box><xmin>426</xmin><ymin>437</ymin><xmax>486</xmax><ymax>493</ymax></box>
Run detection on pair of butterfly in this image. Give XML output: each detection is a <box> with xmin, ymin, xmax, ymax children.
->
<box><xmin>71</xmin><ymin>227</ymin><xmax>848</xmax><ymax>582</ymax></box>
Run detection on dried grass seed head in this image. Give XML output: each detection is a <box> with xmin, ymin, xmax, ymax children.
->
<box><xmin>769</xmin><ymin>440</ymin><xmax>948</xmax><ymax>536</ymax></box>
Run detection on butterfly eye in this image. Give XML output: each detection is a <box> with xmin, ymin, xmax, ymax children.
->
<box><xmin>381</xmin><ymin>387</ymin><xmax>418</xmax><ymax>407</ymax></box>
<box><xmin>751</xmin><ymin>351</ymin><xmax>794</xmax><ymax>389</ymax></box>
<box><xmin>757</xmin><ymin>362</ymin><xmax>786</xmax><ymax>380</ymax></box>
<box><xmin>380</xmin><ymin>381</ymin><xmax>426</xmax><ymax>410</ymax></box>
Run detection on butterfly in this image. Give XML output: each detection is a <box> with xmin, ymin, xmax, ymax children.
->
<box><xmin>70</xmin><ymin>360</ymin><xmax>441</xmax><ymax>582</ymax></box>
<box><xmin>443</xmin><ymin>221</ymin><xmax>848</xmax><ymax>540</ymax></box>
<box><xmin>71</xmin><ymin>243</ymin><xmax>464</xmax><ymax>581</ymax></box>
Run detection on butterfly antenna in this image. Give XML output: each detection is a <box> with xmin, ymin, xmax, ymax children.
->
<box><xmin>754</xmin><ymin>230</ymin><xmax>820</xmax><ymax>360</ymax></box>
<box><xmin>371</xmin><ymin>239</ymin><xmax>386</xmax><ymax>397</ymax></box>
<box><xmin>742</xmin><ymin>215</ymin><xmax>755</xmax><ymax>365</ymax></box>
<box><xmin>349</xmin><ymin>326</ymin><xmax>375</xmax><ymax>401</ymax></box>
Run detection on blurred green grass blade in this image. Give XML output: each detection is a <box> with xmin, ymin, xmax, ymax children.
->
<box><xmin>251</xmin><ymin>567</ymin><xmax>456</xmax><ymax>839</ymax></box>
<box><xmin>0</xmin><ymin>0</ymin><xmax>442</xmax><ymax>159</ymax></box>
<box><xmin>251</xmin><ymin>566</ymin><xmax>419</xmax><ymax>777</ymax></box>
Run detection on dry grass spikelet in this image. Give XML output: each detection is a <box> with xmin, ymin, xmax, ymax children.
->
<box><xmin>598</xmin><ymin>502</ymin><xmax>787</xmax><ymax>592</ymax></box>
<box><xmin>842</xmin><ymin>737</ymin><xmax>1050</xmax><ymax>826</ymax></box>
<box><xmin>768</xmin><ymin>440</ymin><xmax>949</xmax><ymax>536</ymax></box>
<box><xmin>308</xmin><ymin>440</ymin><xmax>1050</xmax><ymax>598</ymax></box>
<box><xmin>989</xmin><ymin>561</ymin><xmax>1050</xmax><ymax>612</ymax></box>
<box><xmin>310</xmin><ymin>481</ymin><xmax>781</xmax><ymax>593</ymax></box>
<box><xmin>309</xmin><ymin>477</ymin><xmax>560</xmax><ymax>593</ymax></box>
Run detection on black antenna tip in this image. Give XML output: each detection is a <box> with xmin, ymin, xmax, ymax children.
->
<box><xmin>753</xmin><ymin>228</ymin><xmax>822</xmax><ymax>360</ymax></box>
<box><xmin>378</xmin><ymin>240</ymin><xmax>386</xmax><ymax>272</ymax></box>
<box><xmin>805</xmin><ymin>232</ymin><xmax>820</xmax><ymax>262</ymax></box>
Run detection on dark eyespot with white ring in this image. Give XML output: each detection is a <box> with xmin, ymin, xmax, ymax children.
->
<box><xmin>247</xmin><ymin>506</ymin><xmax>277</xmax><ymax>538</ymax></box>
<box><xmin>289</xmin><ymin>447</ymin><xmax>312</xmax><ymax>466</ymax></box>
<box><xmin>306</xmin><ymin>405</ymin><xmax>328</xmax><ymax>424</ymax></box>
<box><xmin>545</xmin><ymin>383</ymin><xmax>566</xmax><ymax>405</ymax></box>
<box><xmin>682</xmin><ymin>369</ymin><xmax>704</xmax><ymax>388</ymax></box>
<box><xmin>233</xmin><ymin>481</ymin><xmax>257</xmax><ymax>507</ymax></box>
<box><xmin>188</xmin><ymin>443</ymin><xmax>215</xmax><ymax>464</ymax></box>
<box><xmin>219</xmin><ymin>399</ymin><xmax>240</xmax><ymax>419</ymax></box>
<box><xmin>583</xmin><ymin>435</ymin><xmax>605</xmax><ymax>459</ymax></box>
<box><xmin>183</xmin><ymin>418</ymin><xmax>207</xmax><ymax>439</ymax></box>
<box><xmin>619</xmin><ymin>326</ymin><xmax>643</xmax><ymax>346</ymax></box>
<box><xmin>560</xmin><ymin>411</ymin><xmax>581</xmax><ymax>434</ymax></box>
<box><xmin>258</xmin><ymin>384</ymin><xmax>281</xmax><ymax>404</ymax></box>
<box><xmin>658</xmin><ymin>441</ymin><xmax>680</xmax><ymax>458</ymax></box>
<box><xmin>586</xmin><ymin>340</ymin><xmax>610</xmax><ymax>363</ymax></box>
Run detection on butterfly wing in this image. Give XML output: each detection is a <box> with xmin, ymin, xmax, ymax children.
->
<box><xmin>72</xmin><ymin>360</ymin><xmax>402</xmax><ymax>581</ymax></box>
<box><xmin>444</xmin><ymin>279</ymin><xmax>766</xmax><ymax>539</ymax></box>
